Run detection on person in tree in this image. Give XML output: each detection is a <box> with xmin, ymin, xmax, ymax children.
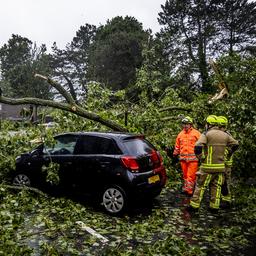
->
<box><xmin>173</xmin><ymin>116</ymin><xmax>201</xmax><ymax>195</ymax></box>
<box><xmin>189</xmin><ymin>115</ymin><xmax>239</xmax><ymax>212</ymax></box>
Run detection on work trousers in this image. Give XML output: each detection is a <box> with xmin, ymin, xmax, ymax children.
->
<box><xmin>190</xmin><ymin>171</ymin><xmax>224</xmax><ymax>209</ymax></box>
<box><xmin>180</xmin><ymin>161</ymin><xmax>198</xmax><ymax>195</ymax></box>
<box><xmin>221</xmin><ymin>167</ymin><xmax>232</xmax><ymax>202</ymax></box>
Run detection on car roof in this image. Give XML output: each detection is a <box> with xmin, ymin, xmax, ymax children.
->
<box><xmin>55</xmin><ymin>131</ymin><xmax>145</xmax><ymax>140</ymax></box>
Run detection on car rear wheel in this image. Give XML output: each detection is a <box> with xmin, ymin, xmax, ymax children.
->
<box><xmin>102</xmin><ymin>185</ymin><xmax>127</xmax><ymax>215</ymax></box>
<box><xmin>13</xmin><ymin>173</ymin><xmax>31</xmax><ymax>186</ymax></box>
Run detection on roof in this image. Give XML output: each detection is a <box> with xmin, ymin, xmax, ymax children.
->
<box><xmin>55</xmin><ymin>131</ymin><xmax>144</xmax><ymax>140</ymax></box>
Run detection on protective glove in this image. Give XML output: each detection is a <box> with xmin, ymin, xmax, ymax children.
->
<box><xmin>172</xmin><ymin>154</ymin><xmax>179</xmax><ymax>164</ymax></box>
<box><xmin>164</xmin><ymin>147</ymin><xmax>172</xmax><ymax>157</ymax></box>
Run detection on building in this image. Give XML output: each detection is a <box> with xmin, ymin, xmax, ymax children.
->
<box><xmin>0</xmin><ymin>103</ymin><xmax>30</xmax><ymax>121</ymax></box>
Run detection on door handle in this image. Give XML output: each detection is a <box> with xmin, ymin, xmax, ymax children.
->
<box><xmin>100</xmin><ymin>161</ymin><xmax>110</xmax><ymax>168</ymax></box>
<box><xmin>43</xmin><ymin>156</ymin><xmax>50</xmax><ymax>161</ymax></box>
<box><xmin>63</xmin><ymin>162</ymin><xmax>72</xmax><ymax>166</ymax></box>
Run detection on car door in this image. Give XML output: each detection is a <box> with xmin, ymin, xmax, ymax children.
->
<box><xmin>73</xmin><ymin>135</ymin><xmax>121</xmax><ymax>193</ymax></box>
<box><xmin>42</xmin><ymin>134</ymin><xmax>79</xmax><ymax>188</ymax></box>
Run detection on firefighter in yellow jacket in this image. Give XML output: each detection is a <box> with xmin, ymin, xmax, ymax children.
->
<box><xmin>189</xmin><ymin>115</ymin><xmax>239</xmax><ymax>211</ymax></box>
<box><xmin>173</xmin><ymin>116</ymin><xmax>201</xmax><ymax>195</ymax></box>
<box><xmin>217</xmin><ymin>116</ymin><xmax>235</xmax><ymax>205</ymax></box>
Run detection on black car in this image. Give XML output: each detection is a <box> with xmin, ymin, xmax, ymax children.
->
<box><xmin>13</xmin><ymin>132</ymin><xmax>167</xmax><ymax>214</ymax></box>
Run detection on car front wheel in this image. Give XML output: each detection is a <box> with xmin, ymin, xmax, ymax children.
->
<box><xmin>13</xmin><ymin>173</ymin><xmax>31</xmax><ymax>186</ymax></box>
<box><xmin>102</xmin><ymin>185</ymin><xmax>127</xmax><ymax>215</ymax></box>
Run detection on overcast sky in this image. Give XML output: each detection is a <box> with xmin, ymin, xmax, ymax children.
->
<box><xmin>0</xmin><ymin>0</ymin><xmax>165</xmax><ymax>51</ymax></box>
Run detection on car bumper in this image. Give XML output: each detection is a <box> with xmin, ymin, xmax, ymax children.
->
<box><xmin>126</xmin><ymin>165</ymin><xmax>167</xmax><ymax>197</ymax></box>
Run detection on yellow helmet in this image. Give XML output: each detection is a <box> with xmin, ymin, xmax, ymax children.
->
<box><xmin>206</xmin><ymin>115</ymin><xmax>218</xmax><ymax>125</ymax></box>
<box><xmin>181</xmin><ymin>116</ymin><xmax>193</xmax><ymax>124</ymax></box>
<box><xmin>217</xmin><ymin>116</ymin><xmax>228</xmax><ymax>127</ymax></box>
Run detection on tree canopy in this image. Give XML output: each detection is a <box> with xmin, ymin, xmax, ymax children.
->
<box><xmin>157</xmin><ymin>0</ymin><xmax>256</xmax><ymax>92</ymax></box>
<box><xmin>87</xmin><ymin>16</ymin><xmax>149</xmax><ymax>90</ymax></box>
<box><xmin>0</xmin><ymin>34</ymin><xmax>52</xmax><ymax>99</ymax></box>
<box><xmin>0</xmin><ymin>2</ymin><xmax>256</xmax><ymax>177</ymax></box>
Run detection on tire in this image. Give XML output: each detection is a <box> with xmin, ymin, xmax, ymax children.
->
<box><xmin>102</xmin><ymin>185</ymin><xmax>127</xmax><ymax>215</ymax></box>
<box><xmin>12</xmin><ymin>173</ymin><xmax>31</xmax><ymax>186</ymax></box>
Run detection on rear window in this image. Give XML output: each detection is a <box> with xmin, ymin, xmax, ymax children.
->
<box><xmin>123</xmin><ymin>138</ymin><xmax>155</xmax><ymax>156</ymax></box>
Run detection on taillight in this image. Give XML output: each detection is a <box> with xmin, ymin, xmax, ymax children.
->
<box><xmin>151</xmin><ymin>150</ymin><xmax>163</xmax><ymax>167</ymax></box>
<box><xmin>157</xmin><ymin>151</ymin><xmax>163</xmax><ymax>164</ymax></box>
<box><xmin>121</xmin><ymin>156</ymin><xmax>139</xmax><ymax>172</ymax></box>
<box><xmin>151</xmin><ymin>150</ymin><xmax>159</xmax><ymax>162</ymax></box>
<box><xmin>150</xmin><ymin>150</ymin><xmax>164</xmax><ymax>168</ymax></box>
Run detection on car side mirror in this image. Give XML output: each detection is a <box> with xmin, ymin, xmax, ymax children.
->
<box><xmin>31</xmin><ymin>148</ymin><xmax>42</xmax><ymax>158</ymax></box>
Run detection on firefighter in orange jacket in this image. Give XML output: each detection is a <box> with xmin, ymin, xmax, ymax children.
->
<box><xmin>173</xmin><ymin>116</ymin><xmax>201</xmax><ymax>195</ymax></box>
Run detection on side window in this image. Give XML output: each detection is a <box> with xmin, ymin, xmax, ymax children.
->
<box><xmin>76</xmin><ymin>136</ymin><xmax>121</xmax><ymax>155</ymax></box>
<box><xmin>43</xmin><ymin>135</ymin><xmax>78</xmax><ymax>155</ymax></box>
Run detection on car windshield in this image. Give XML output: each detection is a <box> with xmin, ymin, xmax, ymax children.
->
<box><xmin>123</xmin><ymin>138</ymin><xmax>155</xmax><ymax>156</ymax></box>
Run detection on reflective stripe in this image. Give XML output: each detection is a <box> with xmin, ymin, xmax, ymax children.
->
<box><xmin>206</xmin><ymin>146</ymin><xmax>213</xmax><ymax>165</ymax></box>
<box><xmin>190</xmin><ymin>174</ymin><xmax>211</xmax><ymax>209</ymax></box>
<box><xmin>210</xmin><ymin>174</ymin><xmax>223</xmax><ymax>209</ymax></box>
<box><xmin>202</xmin><ymin>149</ymin><xmax>206</xmax><ymax>159</ymax></box>
<box><xmin>222</xmin><ymin>195</ymin><xmax>231</xmax><ymax>202</ymax></box>
<box><xmin>199</xmin><ymin>174</ymin><xmax>212</xmax><ymax>203</ymax></box>
<box><xmin>206</xmin><ymin>146</ymin><xmax>210</xmax><ymax>164</ymax></box>
<box><xmin>190</xmin><ymin>201</ymin><xmax>200</xmax><ymax>208</ymax></box>
<box><xmin>180</xmin><ymin>153</ymin><xmax>197</xmax><ymax>156</ymax></box>
<box><xmin>225</xmin><ymin>160</ymin><xmax>233</xmax><ymax>167</ymax></box>
<box><xmin>201</xmin><ymin>163</ymin><xmax>225</xmax><ymax>169</ymax></box>
<box><xmin>179</xmin><ymin>157</ymin><xmax>198</xmax><ymax>161</ymax></box>
<box><xmin>209</xmin><ymin>146</ymin><xmax>213</xmax><ymax>164</ymax></box>
<box><xmin>224</xmin><ymin>149</ymin><xmax>233</xmax><ymax>166</ymax></box>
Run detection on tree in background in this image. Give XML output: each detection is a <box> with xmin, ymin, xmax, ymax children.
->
<box><xmin>50</xmin><ymin>24</ymin><xmax>97</xmax><ymax>103</ymax></box>
<box><xmin>209</xmin><ymin>54</ymin><xmax>256</xmax><ymax>177</ymax></box>
<box><xmin>0</xmin><ymin>34</ymin><xmax>52</xmax><ymax>99</ymax></box>
<box><xmin>217</xmin><ymin>0</ymin><xmax>256</xmax><ymax>55</ymax></box>
<box><xmin>87</xmin><ymin>16</ymin><xmax>149</xmax><ymax>91</ymax></box>
<box><xmin>158</xmin><ymin>0</ymin><xmax>256</xmax><ymax>93</ymax></box>
<box><xmin>127</xmin><ymin>34</ymin><xmax>171</xmax><ymax>103</ymax></box>
<box><xmin>158</xmin><ymin>0</ymin><xmax>218</xmax><ymax>92</ymax></box>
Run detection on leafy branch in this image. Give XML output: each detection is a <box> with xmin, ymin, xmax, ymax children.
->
<box><xmin>0</xmin><ymin>74</ymin><xmax>127</xmax><ymax>132</ymax></box>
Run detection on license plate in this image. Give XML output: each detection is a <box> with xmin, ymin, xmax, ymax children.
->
<box><xmin>148</xmin><ymin>175</ymin><xmax>160</xmax><ymax>184</ymax></box>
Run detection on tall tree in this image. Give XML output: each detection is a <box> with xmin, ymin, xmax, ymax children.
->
<box><xmin>128</xmin><ymin>34</ymin><xmax>170</xmax><ymax>103</ymax></box>
<box><xmin>217</xmin><ymin>0</ymin><xmax>256</xmax><ymax>55</ymax></box>
<box><xmin>50</xmin><ymin>24</ymin><xmax>97</xmax><ymax>102</ymax></box>
<box><xmin>158</xmin><ymin>0</ymin><xmax>256</xmax><ymax>92</ymax></box>
<box><xmin>88</xmin><ymin>16</ymin><xmax>149</xmax><ymax>90</ymax></box>
<box><xmin>0</xmin><ymin>34</ymin><xmax>52</xmax><ymax>99</ymax></box>
<box><xmin>158</xmin><ymin>0</ymin><xmax>220</xmax><ymax>92</ymax></box>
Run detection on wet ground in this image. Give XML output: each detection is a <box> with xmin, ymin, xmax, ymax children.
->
<box><xmin>126</xmin><ymin>187</ymin><xmax>256</xmax><ymax>256</ymax></box>
<box><xmin>9</xmin><ymin>183</ymin><xmax>256</xmax><ymax>255</ymax></box>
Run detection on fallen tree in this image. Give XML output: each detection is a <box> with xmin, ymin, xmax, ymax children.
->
<box><xmin>0</xmin><ymin>74</ymin><xmax>127</xmax><ymax>132</ymax></box>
